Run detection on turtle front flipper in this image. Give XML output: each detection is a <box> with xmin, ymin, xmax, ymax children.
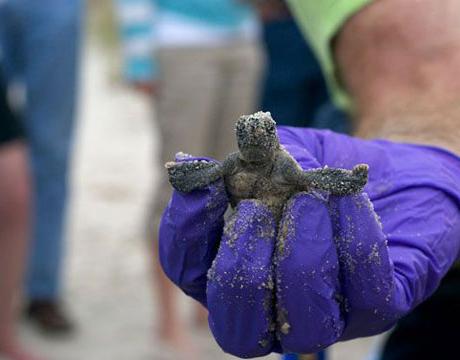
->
<box><xmin>299</xmin><ymin>164</ymin><xmax>369</xmax><ymax>195</ymax></box>
<box><xmin>165</xmin><ymin>160</ymin><xmax>223</xmax><ymax>193</ymax></box>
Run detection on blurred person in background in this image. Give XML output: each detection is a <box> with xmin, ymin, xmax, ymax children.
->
<box><xmin>0</xmin><ymin>53</ymin><xmax>40</xmax><ymax>360</ymax></box>
<box><xmin>0</xmin><ymin>0</ymin><xmax>82</xmax><ymax>335</ymax></box>
<box><xmin>115</xmin><ymin>0</ymin><xmax>262</xmax><ymax>354</ymax></box>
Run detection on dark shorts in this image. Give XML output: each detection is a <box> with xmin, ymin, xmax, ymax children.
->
<box><xmin>261</xmin><ymin>18</ymin><xmax>329</xmax><ymax>127</ymax></box>
<box><xmin>381</xmin><ymin>266</ymin><xmax>460</xmax><ymax>360</ymax></box>
<box><xmin>0</xmin><ymin>72</ymin><xmax>24</xmax><ymax>146</ymax></box>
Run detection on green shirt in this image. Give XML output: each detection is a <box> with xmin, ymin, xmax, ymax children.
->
<box><xmin>287</xmin><ymin>0</ymin><xmax>373</xmax><ymax>112</ymax></box>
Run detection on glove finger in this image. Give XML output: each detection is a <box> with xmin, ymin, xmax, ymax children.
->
<box><xmin>276</xmin><ymin>193</ymin><xmax>344</xmax><ymax>354</ymax></box>
<box><xmin>159</xmin><ymin>180</ymin><xmax>228</xmax><ymax>306</ymax></box>
<box><xmin>330</xmin><ymin>193</ymin><xmax>397</xmax><ymax>340</ymax></box>
<box><xmin>207</xmin><ymin>200</ymin><xmax>277</xmax><ymax>358</ymax></box>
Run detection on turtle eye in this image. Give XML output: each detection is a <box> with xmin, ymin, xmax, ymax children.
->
<box><xmin>265</xmin><ymin>123</ymin><xmax>274</xmax><ymax>134</ymax></box>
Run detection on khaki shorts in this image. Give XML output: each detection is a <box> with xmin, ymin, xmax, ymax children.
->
<box><xmin>149</xmin><ymin>41</ymin><xmax>263</xmax><ymax>236</ymax></box>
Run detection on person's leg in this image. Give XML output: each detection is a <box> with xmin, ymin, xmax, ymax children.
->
<box><xmin>0</xmin><ymin>69</ymin><xmax>40</xmax><ymax>360</ymax></box>
<box><xmin>18</xmin><ymin>0</ymin><xmax>82</xmax><ymax>333</ymax></box>
<box><xmin>150</xmin><ymin>46</ymin><xmax>222</xmax><ymax>346</ymax></box>
<box><xmin>0</xmin><ymin>141</ymin><xmax>40</xmax><ymax>360</ymax></box>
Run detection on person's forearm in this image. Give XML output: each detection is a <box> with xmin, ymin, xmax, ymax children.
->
<box><xmin>334</xmin><ymin>0</ymin><xmax>460</xmax><ymax>155</ymax></box>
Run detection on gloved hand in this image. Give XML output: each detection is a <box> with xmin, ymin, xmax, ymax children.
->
<box><xmin>159</xmin><ymin>128</ymin><xmax>460</xmax><ymax>357</ymax></box>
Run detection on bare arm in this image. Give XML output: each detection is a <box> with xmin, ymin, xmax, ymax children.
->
<box><xmin>334</xmin><ymin>0</ymin><xmax>460</xmax><ymax>155</ymax></box>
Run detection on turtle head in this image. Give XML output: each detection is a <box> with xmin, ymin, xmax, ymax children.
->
<box><xmin>235</xmin><ymin>111</ymin><xmax>279</xmax><ymax>163</ymax></box>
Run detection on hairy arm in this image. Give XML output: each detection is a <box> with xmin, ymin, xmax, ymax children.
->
<box><xmin>334</xmin><ymin>0</ymin><xmax>460</xmax><ymax>155</ymax></box>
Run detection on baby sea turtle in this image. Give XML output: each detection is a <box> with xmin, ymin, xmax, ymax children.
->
<box><xmin>166</xmin><ymin>111</ymin><xmax>368</xmax><ymax>221</ymax></box>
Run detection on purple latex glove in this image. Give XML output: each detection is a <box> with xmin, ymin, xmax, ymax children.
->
<box><xmin>159</xmin><ymin>128</ymin><xmax>460</xmax><ymax>357</ymax></box>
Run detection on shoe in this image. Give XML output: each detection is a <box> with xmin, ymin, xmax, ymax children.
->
<box><xmin>25</xmin><ymin>300</ymin><xmax>75</xmax><ymax>336</ymax></box>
